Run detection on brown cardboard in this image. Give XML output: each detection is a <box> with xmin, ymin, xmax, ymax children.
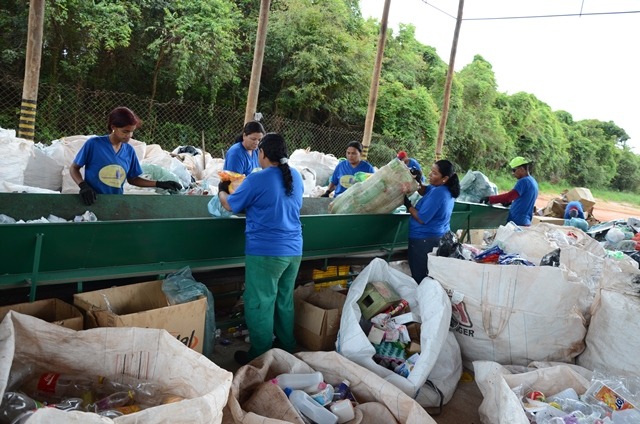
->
<box><xmin>532</xmin><ymin>216</ymin><xmax>565</xmax><ymax>226</ymax></box>
<box><xmin>541</xmin><ymin>199</ymin><xmax>567</xmax><ymax>217</ymax></box>
<box><xmin>73</xmin><ymin>280</ymin><xmax>207</xmax><ymax>353</ymax></box>
<box><xmin>406</xmin><ymin>322</ymin><xmax>421</xmax><ymax>342</ymax></box>
<box><xmin>0</xmin><ymin>298</ymin><xmax>83</xmax><ymax>330</ymax></box>
<box><xmin>294</xmin><ymin>286</ymin><xmax>346</xmax><ymax>351</ymax></box>
<box><xmin>565</xmin><ymin>187</ymin><xmax>596</xmax><ymax>211</ymax></box>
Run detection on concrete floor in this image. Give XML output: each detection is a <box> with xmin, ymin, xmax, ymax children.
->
<box><xmin>208</xmin><ymin>335</ymin><xmax>484</xmax><ymax>424</ymax></box>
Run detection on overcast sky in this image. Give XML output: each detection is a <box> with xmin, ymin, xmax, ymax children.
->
<box><xmin>360</xmin><ymin>0</ymin><xmax>640</xmax><ymax>151</ymax></box>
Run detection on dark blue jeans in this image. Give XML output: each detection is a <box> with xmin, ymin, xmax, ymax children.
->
<box><xmin>408</xmin><ymin>237</ymin><xmax>441</xmax><ymax>283</ymax></box>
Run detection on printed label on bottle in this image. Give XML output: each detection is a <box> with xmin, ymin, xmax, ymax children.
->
<box><xmin>37</xmin><ymin>373</ymin><xmax>61</xmax><ymax>393</ymax></box>
<box><xmin>595</xmin><ymin>385</ymin><xmax>635</xmax><ymax>411</ymax></box>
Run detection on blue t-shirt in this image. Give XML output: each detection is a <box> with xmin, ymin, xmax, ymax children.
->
<box><xmin>406</xmin><ymin>158</ymin><xmax>425</xmax><ymax>182</ymax></box>
<box><xmin>224</xmin><ymin>141</ymin><xmax>260</xmax><ymax>176</ymax></box>
<box><xmin>564</xmin><ymin>201</ymin><xmax>585</xmax><ymax>219</ymax></box>
<box><xmin>409</xmin><ymin>185</ymin><xmax>454</xmax><ymax>239</ymax></box>
<box><xmin>73</xmin><ymin>135</ymin><xmax>143</xmax><ymax>194</ymax></box>
<box><xmin>330</xmin><ymin>160</ymin><xmax>375</xmax><ymax>196</ymax></box>
<box><xmin>508</xmin><ymin>175</ymin><xmax>538</xmax><ymax>226</ymax></box>
<box><xmin>227</xmin><ymin>166</ymin><xmax>303</xmax><ymax>256</ymax></box>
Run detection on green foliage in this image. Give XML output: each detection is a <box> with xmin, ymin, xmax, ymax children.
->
<box><xmin>146</xmin><ymin>0</ymin><xmax>241</xmax><ymax>101</ymax></box>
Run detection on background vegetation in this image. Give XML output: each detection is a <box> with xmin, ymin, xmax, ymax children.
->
<box><xmin>1</xmin><ymin>0</ymin><xmax>639</xmax><ymax>193</ymax></box>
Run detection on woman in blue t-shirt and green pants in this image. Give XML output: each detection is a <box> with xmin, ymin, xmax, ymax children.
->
<box><xmin>219</xmin><ymin>133</ymin><xmax>304</xmax><ymax>365</ymax></box>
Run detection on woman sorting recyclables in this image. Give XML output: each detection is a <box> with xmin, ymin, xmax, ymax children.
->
<box><xmin>223</xmin><ymin>121</ymin><xmax>266</xmax><ymax>176</ymax></box>
<box><xmin>481</xmin><ymin>156</ymin><xmax>539</xmax><ymax>226</ymax></box>
<box><xmin>321</xmin><ymin>141</ymin><xmax>375</xmax><ymax>198</ymax></box>
<box><xmin>404</xmin><ymin>160</ymin><xmax>460</xmax><ymax>284</ymax></box>
<box><xmin>218</xmin><ymin>132</ymin><xmax>304</xmax><ymax>365</ymax></box>
<box><xmin>70</xmin><ymin>106</ymin><xmax>182</xmax><ymax>205</ymax></box>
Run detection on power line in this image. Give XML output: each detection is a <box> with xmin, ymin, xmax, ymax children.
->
<box><xmin>419</xmin><ymin>1</ymin><xmax>640</xmax><ymax>21</ymax></box>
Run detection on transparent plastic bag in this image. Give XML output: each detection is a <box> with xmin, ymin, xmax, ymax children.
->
<box><xmin>162</xmin><ymin>266</ymin><xmax>216</xmax><ymax>357</ymax></box>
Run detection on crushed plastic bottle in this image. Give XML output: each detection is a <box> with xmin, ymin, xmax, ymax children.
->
<box><xmin>0</xmin><ymin>392</ymin><xmax>43</xmax><ymax>424</ymax></box>
<box><xmin>271</xmin><ymin>372</ymin><xmax>323</xmax><ymax>391</ymax></box>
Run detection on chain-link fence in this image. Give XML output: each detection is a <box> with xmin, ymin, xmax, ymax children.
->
<box><xmin>0</xmin><ymin>76</ymin><xmax>403</xmax><ymax>168</ymax></box>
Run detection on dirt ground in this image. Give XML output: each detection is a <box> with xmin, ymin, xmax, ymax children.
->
<box><xmin>535</xmin><ymin>192</ymin><xmax>640</xmax><ymax>223</ymax></box>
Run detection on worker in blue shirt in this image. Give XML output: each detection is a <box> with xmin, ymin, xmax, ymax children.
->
<box><xmin>397</xmin><ymin>150</ymin><xmax>425</xmax><ymax>182</ymax></box>
<box><xmin>482</xmin><ymin>156</ymin><xmax>539</xmax><ymax>226</ymax></box>
<box><xmin>223</xmin><ymin>121</ymin><xmax>265</xmax><ymax>176</ymax></box>
<box><xmin>321</xmin><ymin>141</ymin><xmax>375</xmax><ymax>197</ymax></box>
<box><xmin>564</xmin><ymin>201</ymin><xmax>585</xmax><ymax>219</ymax></box>
<box><xmin>218</xmin><ymin>133</ymin><xmax>304</xmax><ymax>365</ymax></box>
<box><xmin>404</xmin><ymin>160</ymin><xmax>460</xmax><ymax>283</ymax></box>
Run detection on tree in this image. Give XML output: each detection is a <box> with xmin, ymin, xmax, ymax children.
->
<box><xmin>146</xmin><ymin>0</ymin><xmax>241</xmax><ymax>102</ymax></box>
<box><xmin>262</xmin><ymin>0</ymin><xmax>373</xmax><ymax>125</ymax></box>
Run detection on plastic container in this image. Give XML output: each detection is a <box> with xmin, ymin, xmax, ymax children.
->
<box><xmin>310</xmin><ymin>383</ymin><xmax>334</xmax><ymax>406</ymax></box>
<box><xmin>612</xmin><ymin>408</ymin><xmax>640</xmax><ymax>423</ymax></box>
<box><xmin>271</xmin><ymin>372</ymin><xmax>323</xmax><ymax>391</ymax></box>
<box><xmin>329</xmin><ymin>399</ymin><xmax>355</xmax><ymax>424</ymax></box>
<box><xmin>98</xmin><ymin>374</ymin><xmax>161</xmax><ymax>405</ymax></box>
<box><xmin>547</xmin><ymin>387</ymin><xmax>579</xmax><ymax>403</ymax></box>
<box><xmin>289</xmin><ymin>390</ymin><xmax>338</xmax><ymax>424</ymax></box>
<box><xmin>5</xmin><ymin>361</ymin><xmax>34</xmax><ymax>392</ymax></box>
<box><xmin>90</xmin><ymin>391</ymin><xmax>135</xmax><ymax>412</ymax></box>
<box><xmin>333</xmin><ymin>380</ymin><xmax>352</xmax><ymax>401</ymax></box>
<box><xmin>19</xmin><ymin>372</ymin><xmax>94</xmax><ymax>404</ymax></box>
<box><xmin>0</xmin><ymin>392</ymin><xmax>43</xmax><ymax>424</ymax></box>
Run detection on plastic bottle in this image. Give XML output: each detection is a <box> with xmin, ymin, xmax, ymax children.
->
<box><xmin>0</xmin><ymin>392</ymin><xmax>43</xmax><ymax>424</ymax></box>
<box><xmin>98</xmin><ymin>374</ymin><xmax>161</xmax><ymax>405</ymax></box>
<box><xmin>271</xmin><ymin>372</ymin><xmax>323</xmax><ymax>391</ymax></box>
<box><xmin>332</xmin><ymin>380</ymin><xmax>352</xmax><ymax>402</ymax></box>
<box><xmin>329</xmin><ymin>399</ymin><xmax>355</xmax><ymax>424</ymax></box>
<box><xmin>90</xmin><ymin>391</ymin><xmax>135</xmax><ymax>412</ymax></box>
<box><xmin>288</xmin><ymin>390</ymin><xmax>338</xmax><ymax>424</ymax></box>
<box><xmin>19</xmin><ymin>372</ymin><xmax>94</xmax><ymax>404</ymax></box>
<box><xmin>309</xmin><ymin>382</ymin><xmax>334</xmax><ymax>406</ymax></box>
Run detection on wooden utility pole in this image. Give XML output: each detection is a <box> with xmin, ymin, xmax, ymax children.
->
<box><xmin>19</xmin><ymin>0</ymin><xmax>45</xmax><ymax>141</ymax></box>
<box><xmin>244</xmin><ymin>0</ymin><xmax>271</xmax><ymax>125</ymax></box>
<box><xmin>435</xmin><ymin>0</ymin><xmax>464</xmax><ymax>160</ymax></box>
<box><xmin>361</xmin><ymin>0</ymin><xmax>391</xmax><ymax>160</ymax></box>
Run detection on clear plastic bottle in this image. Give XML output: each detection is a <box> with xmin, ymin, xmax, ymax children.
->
<box><xmin>97</xmin><ymin>374</ymin><xmax>162</xmax><ymax>406</ymax></box>
<box><xmin>90</xmin><ymin>391</ymin><xmax>135</xmax><ymax>412</ymax></box>
<box><xmin>288</xmin><ymin>390</ymin><xmax>338</xmax><ymax>424</ymax></box>
<box><xmin>19</xmin><ymin>372</ymin><xmax>94</xmax><ymax>405</ymax></box>
<box><xmin>271</xmin><ymin>371</ymin><xmax>324</xmax><ymax>391</ymax></box>
<box><xmin>0</xmin><ymin>392</ymin><xmax>43</xmax><ymax>424</ymax></box>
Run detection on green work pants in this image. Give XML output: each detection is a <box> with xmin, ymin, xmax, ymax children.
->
<box><xmin>244</xmin><ymin>255</ymin><xmax>302</xmax><ymax>360</ymax></box>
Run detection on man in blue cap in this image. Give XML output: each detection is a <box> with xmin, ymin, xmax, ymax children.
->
<box><xmin>481</xmin><ymin>156</ymin><xmax>539</xmax><ymax>226</ymax></box>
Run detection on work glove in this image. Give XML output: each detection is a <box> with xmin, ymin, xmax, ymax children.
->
<box><xmin>156</xmin><ymin>180</ymin><xmax>182</xmax><ymax>191</ymax></box>
<box><xmin>479</xmin><ymin>196</ymin><xmax>490</xmax><ymax>205</ymax></box>
<box><xmin>320</xmin><ymin>190</ymin><xmax>331</xmax><ymax>198</ymax></box>
<box><xmin>500</xmin><ymin>202</ymin><xmax>512</xmax><ymax>207</ymax></box>
<box><xmin>409</xmin><ymin>167</ymin><xmax>422</xmax><ymax>184</ymax></box>
<box><xmin>79</xmin><ymin>181</ymin><xmax>96</xmax><ymax>206</ymax></box>
<box><xmin>403</xmin><ymin>196</ymin><xmax>413</xmax><ymax>210</ymax></box>
<box><xmin>217</xmin><ymin>180</ymin><xmax>231</xmax><ymax>194</ymax></box>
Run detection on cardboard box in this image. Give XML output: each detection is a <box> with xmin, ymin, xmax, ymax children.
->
<box><xmin>294</xmin><ymin>286</ymin><xmax>346</xmax><ymax>351</ymax></box>
<box><xmin>541</xmin><ymin>198</ymin><xmax>567</xmax><ymax>217</ymax></box>
<box><xmin>73</xmin><ymin>280</ymin><xmax>207</xmax><ymax>353</ymax></box>
<box><xmin>0</xmin><ymin>298</ymin><xmax>83</xmax><ymax>330</ymax></box>
<box><xmin>357</xmin><ymin>281</ymin><xmax>401</xmax><ymax>320</ymax></box>
<box><xmin>532</xmin><ymin>216</ymin><xmax>565</xmax><ymax>226</ymax></box>
<box><xmin>565</xmin><ymin>187</ymin><xmax>596</xmax><ymax>211</ymax></box>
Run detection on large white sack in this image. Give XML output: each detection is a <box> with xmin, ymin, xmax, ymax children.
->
<box><xmin>0</xmin><ymin>136</ymin><xmax>33</xmax><ymax>190</ymax></box>
<box><xmin>495</xmin><ymin>223</ymin><xmax>605</xmax><ymax>262</ymax></box>
<box><xmin>413</xmin><ymin>332</ymin><xmax>462</xmax><ymax>407</ymax></box>
<box><xmin>142</xmin><ymin>144</ymin><xmax>192</xmax><ymax>187</ymax></box>
<box><xmin>576</xmin><ymin>258</ymin><xmax>640</xmax><ymax>377</ymax></box>
<box><xmin>337</xmin><ymin>258</ymin><xmax>452</xmax><ymax>400</ymax></box>
<box><xmin>329</xmin><ymin>158</ymin><xmax>417</xmax><ymax>214</ymax></box>
<box><xmin>289</xmin><ymin>148</ymin><xmax>339</xmax><ymax>187</ymax></box>
<box><xmin>23</xmin><ymin>143</ymin><xmax>64</xmax><ymax>191</ymax></box>
<box><xmin>0</xmin><ymin>311</ymin><xmax>232</xmax><ymax>424</ymax></box>
<box><xmin>222</xmin><ymin>348</ymin><xmax>437</xmax><ymax>424</ymax></box>
<box><xmin>428</xmin><ymin>253</ymin><xmax>589</xmax><ymax>368</ymax></box>
<box><xmin>474</xmin><ymin>360</ymin><xmax>592</xmax><ymax>424</ymax></box>
<box><xmin>458</xmin><ymin>170</ymin><xmax>497</xmax><ymax>203</ymax></box>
